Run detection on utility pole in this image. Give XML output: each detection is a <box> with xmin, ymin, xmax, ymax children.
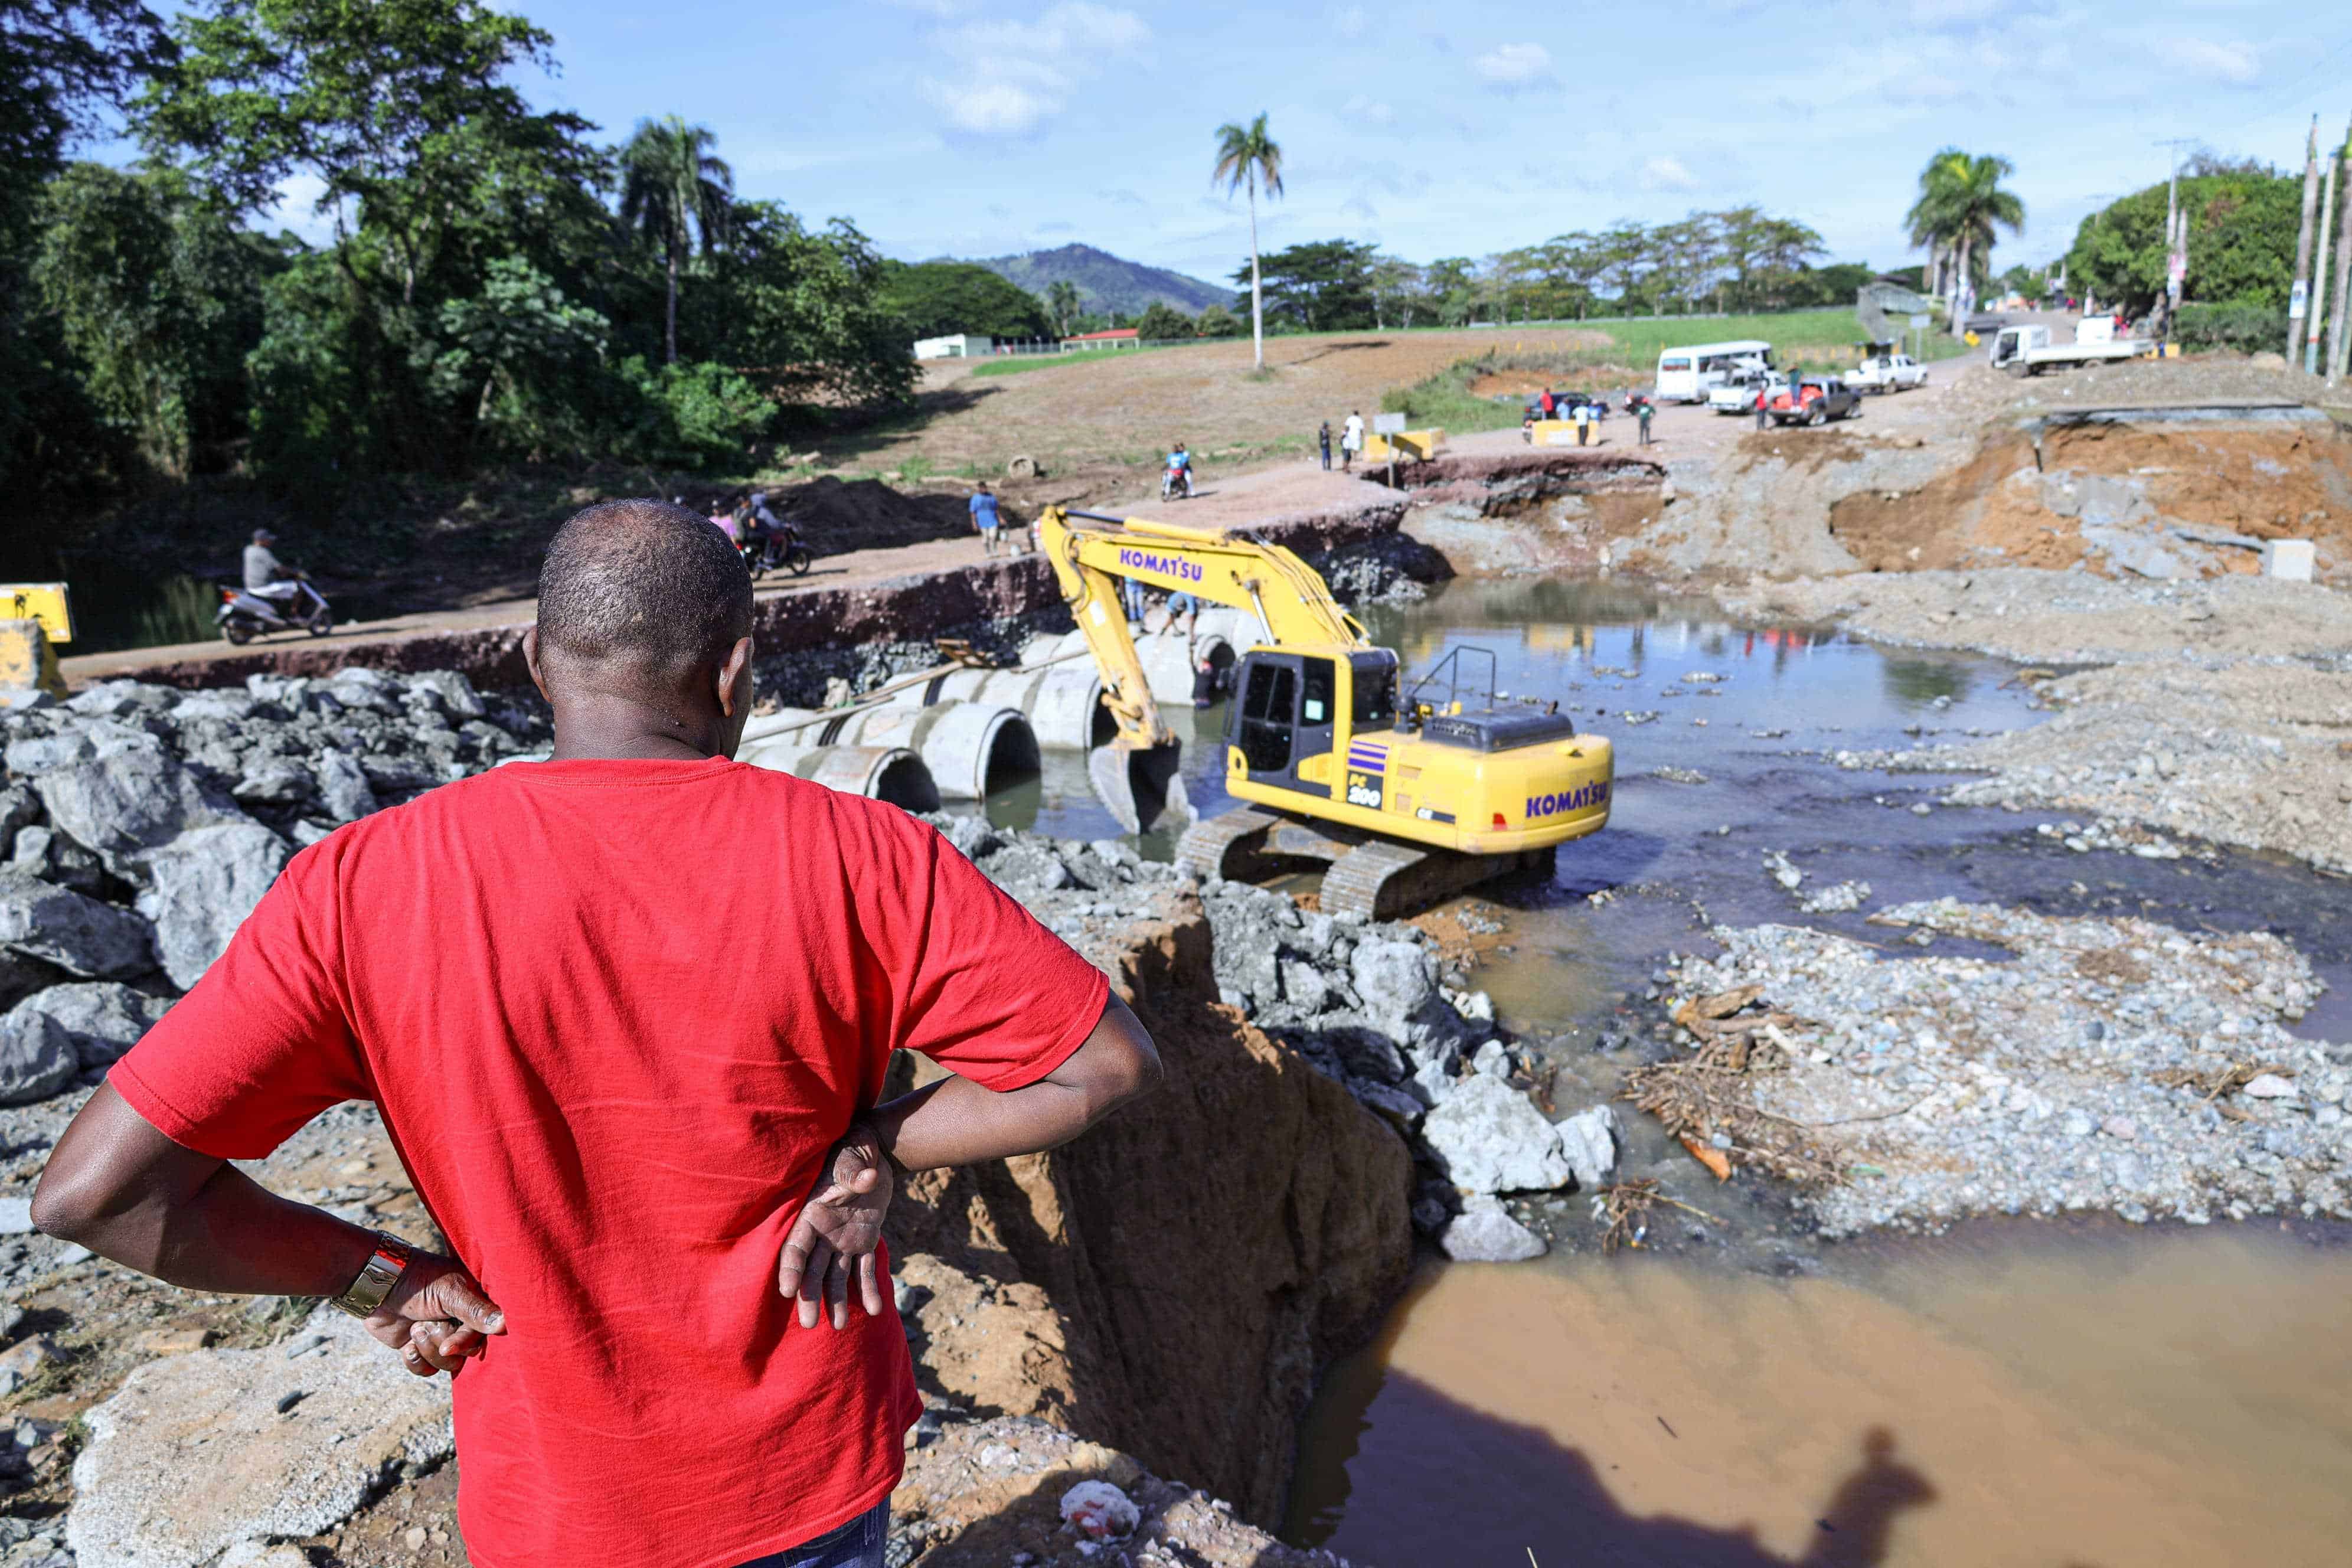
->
<box><xmin>2312</xmin><ymin>149</ymin><xmax>2340</xmax><ymax>374</ymax></box>
<box><xmin>2332</xmin><ymin>115</ymin><xmax>2352</xmax><ymax>384</ymax></box>
<box><xmin>2289</xmin><ymin>116</ymin><xmax>2321</xmax><ymax>359</ymax></box>
<box><xmin>2155</xmin><ymin>138</ymin><xmax>2194</xmax><ymax>339</ymax></box>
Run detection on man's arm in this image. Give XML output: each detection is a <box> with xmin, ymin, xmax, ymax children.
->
<box><xmin>873</xmin><ymin>991</ymin><xmax>1159</xmax><ymax>1172</ymax></box>
<box><xmin>772</xmin><ymin>994</ymin><xmax>1158</xmax><ymax>1328</ymax></box>
<box><xmin>33</xmin><ymin>1085</ymin><xmax>505</xmax><ymax>1376</ymax></box>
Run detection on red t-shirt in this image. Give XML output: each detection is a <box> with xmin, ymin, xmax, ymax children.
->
<box><xmin>110</xmin><ymin>757</ymin><xmax>1109</xmax><ymax>1568</ymax></box>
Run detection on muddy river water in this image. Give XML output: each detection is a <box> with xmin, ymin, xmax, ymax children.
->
<box><xmin>975</xmin><ymin>578</ymin><xmax>2352</xmax><ymax>1563</ymax></box>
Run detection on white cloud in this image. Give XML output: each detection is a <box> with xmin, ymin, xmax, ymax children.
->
<box><xmin>1342</xmin><ymin>195</ymin><xmax>1380</xmax><ymax>221</ymax></box>
<box><xmin>1331</xmin><ymin>5</ymin><xmax>1370</xmax><ymax>38</ymax></box>
<box><xmin>2157</xmin><ymin>37</ymin><xmax>2259</xmax><ymax>83</ymax></box>
<box><xmin>1340</xmin><ymin>94</ymin><xmax>1396</xmax><ymax>127</ymax></box>
<box><xmin>919</xmin><ymin>4</ymin><xmax>1151</xmax><ymax>136</ymax></box>
<box><xmin>256</xmin><ymin>172</ymin><xmax>343</xmax><ymax>246</ymax></box>
<box><xmin>1639</xmin><ymin>155</ymin><xmax>1700</xmax><ymax>192</ymax></box>
<box><xmin>1472</xmin><ymin>41</ymin><xmax>1553</xmax><ymax>87</ymax></box>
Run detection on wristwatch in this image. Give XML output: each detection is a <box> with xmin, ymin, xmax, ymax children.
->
<box><xmin>330</xmin><ymin>1231</ymin><xmax>414</xmax><ymax>1319</ymax></box>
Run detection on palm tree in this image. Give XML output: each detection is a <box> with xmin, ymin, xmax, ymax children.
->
<box><xmin>1047</xmin><ymin>279</ymin><xmax>1080</xmax><ymax>338</ymax></box>
<box><xmin>618</xmin><ymin>116</ymin><xmax>734</xmax><ymax>364</ymax></box>
<box><xmin>1905</xmin><ymin>148</ymin><xmax>2025</xmax><ymax>332</ymax></box>
<box><xmin>1212</xmin><ymin>113</ymin><xmax>1285</xmax><ymax>369</ymax></box>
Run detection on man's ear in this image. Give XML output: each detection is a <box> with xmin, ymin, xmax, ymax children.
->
<box><xmin>717</xmin><ymin>635</ymin><xmax>754</xmax><ymax>718</ymax></box>
<box><xmin>522</xmin><ymin>627</ymin><xmax>554</xmax><ymax>704</ymax></box>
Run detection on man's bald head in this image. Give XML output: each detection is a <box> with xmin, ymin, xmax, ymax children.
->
<box><xmin>535</xmin><ymin>499</ymin><xmax>752</xmax><ymax>685</ymax></box>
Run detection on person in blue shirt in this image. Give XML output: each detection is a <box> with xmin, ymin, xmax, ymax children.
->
<box><xmin>1164</xmin><ymin>440</ymin><xmax>1194</xmax><ymax>499</ymax></box>
<box><xmin>970</xmin><ymin>483</ymin><xmax>1003</xmax><ymax>556</ymax></box>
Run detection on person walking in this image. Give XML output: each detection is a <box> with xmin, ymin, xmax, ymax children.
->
<box><xmin>32</xmin><ymin>500</ymin><xmax>1160</xmax><ymax>1568</ymax></box>
<box><xmin>1318</xmin><ymin>420</ymin><xmax>1332</xmax><ymax>471</ymax></box>
<box><xmin>1341</xmin><ymin>409</ymin><xmax>1364</xmax><ymax>472</ymax></box>
<box><xmin>970</xmin><ymin>482</ymin><xmax>1002</xmax><ymax>556</ymax></box>
<box><xmin>1635</xmin><ymin>395</ymin><xmax>1654</xmax><ymax>448</ymax></box>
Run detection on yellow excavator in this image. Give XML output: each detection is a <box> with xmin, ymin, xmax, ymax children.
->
<box><xmin>1035</xmin><ymin>505</ymin><xmax>1614</xmax><ymax>920</ymax></box>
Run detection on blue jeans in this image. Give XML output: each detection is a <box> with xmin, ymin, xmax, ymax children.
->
<box><xmin>731</xmin><ymin>1502</ymin><xmax>888</xmax><ymax>1568</ymax></box>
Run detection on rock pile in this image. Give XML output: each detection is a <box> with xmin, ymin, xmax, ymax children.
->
<box><xmin>934</xmin><ymin>815</ymin><xmax>1621</xmax><ymax>1261</ymax></box>
<box><xmin>1642</xmin><ymin>900</ymin><xmax>2349</xmax><ymax>1236</ymax></box>
<box><xmin>0</xmin><ymin>670</ymin><xmax>543</xmax><ymax>1105</ymax></box>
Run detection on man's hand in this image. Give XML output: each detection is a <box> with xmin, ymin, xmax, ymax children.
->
<box><xmin>366</xmin><ymin>1251</ymin><xmax>507</xmax><ymax>1377</ymax></box>
<box><xmin>776</xmin><ymin>1125</ymin><xmax>893</xmax><ymax>1330</ymax></box>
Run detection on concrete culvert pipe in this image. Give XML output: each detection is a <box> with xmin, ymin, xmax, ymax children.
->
<box><xmin>740</xmin><ymin>703</ymin><xmax>1038</xmax><ymax>800</ymax></box>
<box><xmin>738</xmin><ymin>740</ymin><xmax>941</xmax><ymax>812</ymax></box>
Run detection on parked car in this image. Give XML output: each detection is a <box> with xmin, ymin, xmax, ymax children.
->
<box><xmin>1845</xmin><ymin>354</ymin><xmax>1929</xmax><ymax>394</ymax></box>
<box><xmin>1708</xmin><ymin>371</ymin><xmax>1786</xmax><ymax>415</ymax></box>
<box><xmin>1768</xmin><ymin>376</ymin><xmax>1862</xmax><ymax>426</ymax></box>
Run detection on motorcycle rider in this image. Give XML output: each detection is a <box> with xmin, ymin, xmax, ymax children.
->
<box><xmin>738</xmin><ymin>490</ymin><xmax>790</xmax><ymax>565</ymax></box>
<box><xmin>1164</xmin><ymin>440</ymin><xmax>1194</xmax><ymax>499</ymax></box>
<box><xmin>243</xmin><ymin>528</ymin><xmax>302</xmax><ymax>613</ymax></box>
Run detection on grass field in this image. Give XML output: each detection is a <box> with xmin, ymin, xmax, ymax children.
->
<box><xmin>968</xmin><ymin>345</ymin><xmax>1172</xmax><ymax>378</ymax></box>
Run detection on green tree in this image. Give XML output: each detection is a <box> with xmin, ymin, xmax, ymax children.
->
<box><xmin>138</xmin><ymin>0</ymin><xmax>598</xmax><ymax>305</ymax></box>
<box><xmin>618</xmin><ymin>115</ymin><xmax>732</xmax><ymax>365</ymax></box>
<box><xmin>1</xmin><ymin>1</ymin><xmax>174</xmax><ymax>512</ymax></box>
<box><xmin>1193</xmin><ymin>302</ymin><xmax>1242</xmax><ymax>337</ymax></box>
<box><xmin>1905</xmin><ymin>148</ymin><xmax>2025</xmax><ymax>331</ymax></box>
<box><xmin>429</xmin><ymin>253</ymin><xmax>607</xmax><ymax>458</ymax></box>
<box><xmin>32</xmin><ymin>161</ymin><xmax>272</xmax><ymax>475</ymax></box>
<box><xmin>1211</xmin><ymin>112</ymin><xmax>1283</xmax><ymax>368</ymax></box>
<box><xmin>2063</xmin><ymin>163</ymin><xmax>2301</xmax><ymax>318</ymax></box>
<box><xmin>1230</xmin><ymin>239</ymin><xmax>1376</xmax><ymax>332</ymax></box>
<box><xmin>694</xmin><ymin>205</ymin><xmax>914</xmax><ymax>409</ymax></box>
<box><xmin>876</xmin><ymin>259</ymin><xmax>1052</xmax><ymax>341</ymax></box>
<box><xmin>1133</xmin><ymin>300</ymin><xmax>1191</xmax><ymax>341</ymax></box>
<box><xmin>1045</xmin><ymin>278</ymin><xmax>1080</xmax><ymax>336</ymax></box>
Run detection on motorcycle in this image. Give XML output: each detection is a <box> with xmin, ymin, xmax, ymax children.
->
<box><xmin>737</xmin><ymin>512</ymin><xmax>814</xmax><ymax>580</ymax></box>
<box><xmin>216</xmin><ymin>573</ymin><xmax>334</xmax><ymax>645</ymax></box>
<box><xmin>1159</xmin><ymin>462</ymin><xmax>1194</xmax><ymax>502</ymax></box>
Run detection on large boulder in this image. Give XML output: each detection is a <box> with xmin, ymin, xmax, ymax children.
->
<box><xmin>0</xmin><ymin>873</ymin><xmax>155</xmax><ymax>979</ymax></box>
<box><xmin>67</xmin><ymin>1308</ymin><xmax>453</xmax><ymax>1568</ymax></box>
<box><xmin>0</xmin><ymin>1004</ymin><xmax>77</xmax><ymax>1105</ymax></box>
<box><xmin>136</xmin><ymin>823</ymin><xmax>292</xmax><ymax>990</ymax></box>
<box><xmin>11</xmin><ymin>982</ymin><xmax>173</xmax><ymax>1067</ymax></box>
<box><xmin>1420</xmin><ymin>1072</ymin><xmax>1573</xmax><ymax>1194</ymax></box>
<box><xmin>1440</xmin><ymin>1195</ymin><xmax>1547</xmax><ymax>1262</ymax></box>
<box><xmin>311</xmin><ymin>752</ymin><xmax>376</xmax><ymax>824</ymax></box>
<box><xmin>1556</xmin><ymin>1104</ymin><xmax>1621</xmax><ymax>1190</ymax></box>
<box><xmin>28</xmin><ymin>731</ymin><xmax>231</xmax><ymax>877</ymax></box>
<box><xmin>1348</xmin><ymin>937</ymin><xmax>1436</xmax><ymax>1026</ymax></box>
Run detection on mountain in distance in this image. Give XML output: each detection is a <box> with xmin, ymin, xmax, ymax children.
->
<box><xmin>964</xmin><ymin>243</ymin><xmax>1230</xmax><ymax>316</ymax></box>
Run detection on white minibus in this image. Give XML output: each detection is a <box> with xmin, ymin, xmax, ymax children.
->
<box><xmin>1655</xmin><ymin>339</ymin><xmax>1776</xmax><ymax>403</ymax></box>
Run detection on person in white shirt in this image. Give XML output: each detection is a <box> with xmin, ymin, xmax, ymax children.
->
<box><xmin>1340</xmin><ymin>410</ymin><xmax>1365</xmax><ymax>472</ymax></box>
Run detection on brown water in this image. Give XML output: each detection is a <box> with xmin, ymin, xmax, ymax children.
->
<box><xmin>1287</xmin><ymin>1225</ymin><xmax>2352</xmax><ymax>1566</ymax></box>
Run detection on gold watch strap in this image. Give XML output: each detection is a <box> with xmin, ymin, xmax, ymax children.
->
<box><xmin>331</xmin><ymin>1231</ymin><xmax>413</xmax><ymax>1318</ymax></box>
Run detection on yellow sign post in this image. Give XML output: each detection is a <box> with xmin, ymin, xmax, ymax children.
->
<box><xmin>1</xmin><ymin>583</ymin><xmax>74</xmax><ymax>701</ymax></box>
<box><xmin>2</xmin><ymin>583</ymin><xmax>75</xmax><ymax>643</ymax></box>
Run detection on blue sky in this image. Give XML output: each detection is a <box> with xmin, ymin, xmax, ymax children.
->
<box><xmin>272</xmin><ymin>0</ymin><xmax>2352</xmax><ymax>283</ymax></box>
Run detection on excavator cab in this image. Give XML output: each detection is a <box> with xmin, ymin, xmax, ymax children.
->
<box><xmin>1227</xmin><ymin>648</ymin><xmax>1397</xmax><ymax>796</ymax></box>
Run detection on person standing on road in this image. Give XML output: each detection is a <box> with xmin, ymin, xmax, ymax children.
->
<box><xmin>1318</xmin><ymin>420</ymin><xmax>1332</xmax><ymax>471</ymax></box>
<box><xmin>31</xmin><ymin>500</ymin><xmax>1161</xmax><ymax>1568</ymax></box>
<box><xmin>1573</xmin><ymin>398</ymin><xmax>1592</xmax><ymax>446</ymax></box>
<box><xmin>1341</xmin><ymin>409</ymin><xmax>1364</xmax><ymax>472</ymax></box>
<box><xmin>1635</xmin><ymin>395</ymin><xmax>1654</xmax><ymax>447</ymax></box>
<box><xmin>970</xmin><ymin>482</ymin><xmax>1002</xmax><ymax>556</ymax></box>
<box><xmin>1538</xmin><ymin>387</ymin><xmax>1556</xmax><ymax>422</ymax></box>
<box><xmin>1754</xmin><ymin>382</ymin><xmax>1770</xmax><ymax>432</ymax></box>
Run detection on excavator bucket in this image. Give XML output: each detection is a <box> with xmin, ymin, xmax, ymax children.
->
<box><xmin>1087</xmin><ymin>739</ymin><xmax>1192</xmax><ymax>835</ymax></box>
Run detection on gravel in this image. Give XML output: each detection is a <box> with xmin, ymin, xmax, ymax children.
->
<box><xmin>1644</xmin><ymin>899</ymin><xmax>2350</xmax><ymax>1237</ymax></box>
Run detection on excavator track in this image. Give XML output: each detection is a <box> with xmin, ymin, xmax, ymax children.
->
<box><xmin>1174</xmin><ymin>808</ymin><xmax>1280</xmax><ymax>884</ymax></box>
<box><xmin>1178</xmin><ymin>807</ymin><xmax>1553</xmax><ymax>921</ymax></box>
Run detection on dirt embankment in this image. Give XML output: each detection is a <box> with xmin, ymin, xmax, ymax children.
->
<box><xmin>1826</xmin><ymin>413</ymin><xmax>2352</xmax><ymax>579</ymax></box>
<box><xmin>1617</xmin><ymin>358</ymin><xmax>2352</xmax><ymax>583</ymax></box>
<box><xmin>888</xmin><ymin>876</ymin><xmax>1413</xmax><ymax>1527</ymax></box>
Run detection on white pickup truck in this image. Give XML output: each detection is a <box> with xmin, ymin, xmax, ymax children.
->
<box><xmin>1707</xmin><ymin>370</ymin><xmax>1784</xmax><ymax>415</ymax></box>
<box><xmin>1845</xmin><ymin>354</ymin><xmax>1929</xmax><ymax>394</ymax></box>
<box><xmin>1990</xmin><ymin>318</ymin><xmax>2152</xmax><ymax>377</ymax></box>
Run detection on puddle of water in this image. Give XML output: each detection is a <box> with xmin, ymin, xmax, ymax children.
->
<box><xmin>1288</xmin><ymin>1226</ymin><xmax>2352</xmax><ymax>1566</ymax></box>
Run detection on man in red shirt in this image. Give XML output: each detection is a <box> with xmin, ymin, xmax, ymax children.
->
<box><xmin>32</xmin><ymin>500</ymin><xmax>1159</xmax><ymax>1568</ymax></box>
